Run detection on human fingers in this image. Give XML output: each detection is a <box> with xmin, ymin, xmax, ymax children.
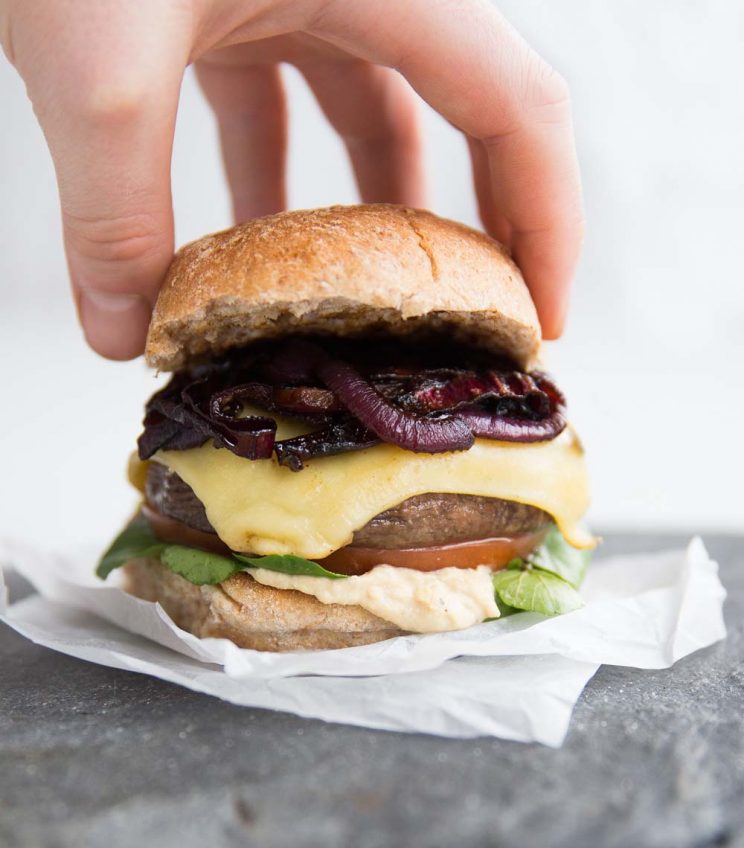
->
<box><xmin>4</xmin><ymin>0</ymin><xmax>189</xmax><ymax>358</ymax></box>
<box><xmin>196</xmin><ymin>56</ymin><xmax>288</xmax><ymax>222</ymax></box>
<box><xmin>306</xmin><ymin>0</ymin><xmax>584</xmax><ymax>337</ymax></box>
<box><xmin>466</xmin><ymin>134</ymin><xmax>511</xmax><ymax>246</ymax></box>
<box><xmin>299</xmin><ymin>55</ymin><xmax>425</xmax><ymax>206</ymax></box>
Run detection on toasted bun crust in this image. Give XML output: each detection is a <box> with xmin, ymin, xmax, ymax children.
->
<box><xmin>123</xmin><ymin>559</ymin><xmax>405</xmax><ymax>651</ymax></box>
<box><xmin>146</xmin><ymin>204</ymin><xmax>541</xmax><ymax>372</ymax></box>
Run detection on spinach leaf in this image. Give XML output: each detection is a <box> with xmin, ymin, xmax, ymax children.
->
<box><xmin>491</xmin><ymin>526</ymin><xmax>591</xmax><ymax>615</ymax></box>
<box><xmin>96</xmin><ymin>513</ymin><xmax>166</xmax><ymax>579</ymax></box>
<box><xmin>527</xmin><ymin>525</ymin><xmax>591</xmax><ymax>588</ymax></box>
<box><xmin>160</xmin><ymin>546</ymin><xmax>241</xmax><ymax>585</ymax></box>
<box><xmin>492</xmin><ymin>567</ymin><xmax>584</xmax><ymax>616</ymax></box>
<box><xmin>96</xmin><ymin>512</ymin><xmax>348</xmax><ymax>585</ymax></box>
<box><xmin>235</xmin><ymin>553</ymin><xmax>347</xmax><ymax>579</ymax></box>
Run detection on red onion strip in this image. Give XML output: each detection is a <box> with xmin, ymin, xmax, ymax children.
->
<box><xmin>318</xmin><ymin>358</ymin><xmax>474</xmax><ymax>453</ymax></box>
<box><xmin>457</xmin><ymin>406</ymin><xmax>567</xmax><ymax>443</ymax></box>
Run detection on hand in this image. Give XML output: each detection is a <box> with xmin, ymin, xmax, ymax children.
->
<box><xmin>1</xmin><ymin>0</ymin><xmax>584</xmax><ymax>359</ymax></box>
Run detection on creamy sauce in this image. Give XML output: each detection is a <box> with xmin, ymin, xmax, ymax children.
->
<box><xmin>247</xmin><ymin>564</ymin><xmax>500</xmax><ymax>632</ymax></box>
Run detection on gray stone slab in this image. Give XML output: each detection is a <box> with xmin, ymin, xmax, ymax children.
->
<box><xmin>1</xmin><ymin>533</ymin><xmax>742</xmax><ymax>848</ymax></box>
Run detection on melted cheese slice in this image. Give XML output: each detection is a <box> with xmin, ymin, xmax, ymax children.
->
<box><xmin>153</xmin><ymin>411</ymin><xmax>592</xmax><ymax>558</ymax></box>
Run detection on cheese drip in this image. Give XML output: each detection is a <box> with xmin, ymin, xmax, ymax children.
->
<box><xmin>152</xmin><ymin>410</ymin><xmax>592</xmax><ymax>558</ymax></box>
<box><xmin>248</xmin><ymin>564</ymin><xmax>500</xmax><ymax>633</ymax></box>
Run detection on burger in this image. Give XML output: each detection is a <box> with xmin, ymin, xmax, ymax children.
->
<box><xmin>97</xmin><ymin>204</ymin><xmax>594</xmax><ymax>651</ymax></box>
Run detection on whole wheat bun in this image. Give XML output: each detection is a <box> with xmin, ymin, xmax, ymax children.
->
<box><xmin>124</xmin><ymin>559</ymin><xmax>405</xmax><ymax>651</ymax></box>
<box><xmin>146</xmin><ymin>204</ymin><xmax>541</xmax><ymax>372</ymax></box>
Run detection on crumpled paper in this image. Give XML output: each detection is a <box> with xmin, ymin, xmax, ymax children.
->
<box><xmin>0</xmin><ymin>537</ymin><xmax>726</xmax><ymax>746</ymax></box>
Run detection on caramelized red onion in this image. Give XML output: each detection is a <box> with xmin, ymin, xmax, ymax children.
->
<box><xmin>138</xmin><ymin>378</ymin><xmax>276</xmax><ymax>461</ymax></box>
<box><xmin>137</xmin><ymin>338</ymin><xmax>568</xmax><ymax>469</ymax></box>
<box><xmin>407</xmin><ymin>370</ymin><xmax>552</xmax><ymax>417</ymax></box>
<box><xmin>210</xmin><ymin>382</ymin><xmax>341</xmax><ymax>420</ymax></box>
<box><xmin>457</xmin><ymin>406</ymin><xmax>566</xmax><ymax>443</ymax></box>
<box><xmin>207</xmin><ymin>386</ymin><xmax>276</xmax><ymax>459</ymax></box>
<box><xmin>274</xmin><ymin>417</ymin><xmax>380</xmax><ymax>471</ymax></box>
<box><xmin>137</xmin><ymin>408</ymin><xmax>205</xmax><ymax>459</ymax></box>
<box><xmin>317</xmin><ymin>357</ymin><xmax>474</xmax><ymax>454</ymax></box>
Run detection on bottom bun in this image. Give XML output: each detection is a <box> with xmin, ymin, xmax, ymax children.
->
<box><xmin>123</xmin><ymin>559</ymin><xmax>406</xmax><ymax>651</ymax></box>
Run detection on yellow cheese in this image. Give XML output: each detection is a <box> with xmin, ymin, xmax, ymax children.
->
<box><xmin>153</xmin><ymin>410</ymin><xmax>593</xmax><ymax>558</ymax></box>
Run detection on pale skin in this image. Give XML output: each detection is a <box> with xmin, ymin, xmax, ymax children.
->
<box><xmin>0</xmin><ymin>0</ymin><xmax>584</xmax><ymax>360</ymax></box>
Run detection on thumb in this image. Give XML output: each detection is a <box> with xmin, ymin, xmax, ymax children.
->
<box><xmin>12</xmin><ymin>2</ymin><xmax>188</xmax><ymax>359</ymax></box>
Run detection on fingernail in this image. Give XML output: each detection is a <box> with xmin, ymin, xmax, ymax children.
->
<box><xmin>78</xmin><ymin>290</ymin><xmax>151</xmax><ymax>360</ymax></box>
<box><xmin>80</xmin><ymin>290</ymin><xmax>144</xmax><ymax>313</ymax></box>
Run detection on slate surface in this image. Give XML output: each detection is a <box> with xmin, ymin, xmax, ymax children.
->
<box><xmin>1</xmin><ymin>533</ymin><xmax>742</xmax><ymax>848</ymax></box>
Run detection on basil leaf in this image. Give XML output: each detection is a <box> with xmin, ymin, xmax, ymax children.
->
<box><xmin>527</xmin><ymin>525</ymin><xmax>591</xmax><ymax>588</ymax></box>
<box><xmin>234</xmin><ymin>553</ymin><xmax>347</xmax><ymax>579</ymax></box>
<box><xmin>492</xmin><ymin>567</ymin><xmax>584</xmax><ymax>616</ymax></box>
<box><xmin>96</xmin><ymin>513</ymin><xmax>166</xmax><ymax>579</ymax></box>
<box><xmin>159</xmin><ymin>545</ymin><xmax>240</xmax><ymax>585</ymax></box>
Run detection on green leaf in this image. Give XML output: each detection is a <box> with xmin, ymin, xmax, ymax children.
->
<box><xmin>96</xmin><ymin>513</ymin><xmax>166</xmax><ymax>579</ymax></box>
<box><xmin>528</xmin><ymin>525</ymin><xmax>592</xmax><ymax>588</ymax></box>
<box><xmin>492</xmin><ymin>567</ymin><xmax>584</xmax><ymax>616</ymax></box>
<box><xmin>493</xmin><ymin>594</ymin><xmax>521</xmax><ymax>617</ymax></box>
<box><xmin>159</xmin><ymin>545</ymin><xmax>241</xmax><ymax>585</ymax></box>
<box><xmin>96</xmin><ymin>510</ymin><xmax>348</xmax><ymax>585</ymax></box>
<box><xmin>234</xmin><ymin>553</ymin><xmax>347</xmax><ymax>579</ymax></box>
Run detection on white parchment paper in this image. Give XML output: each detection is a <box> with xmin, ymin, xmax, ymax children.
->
<box><xmin>0</xmin><ymin>537</ymin><xmax>726</xmax><ymax>746</ymax></box>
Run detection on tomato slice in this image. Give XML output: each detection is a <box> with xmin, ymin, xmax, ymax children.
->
<box><xmin>318</xmin><ymin>531</ymin><xmax>546</xmax><ymax>575</ymax></box>
<box><xmin>141</xmin><ymin>505</ymin><xmax>233</xmax><ymax>556</ymax></box>
<box><xmin>141</xmin><ymin>505</ymin><xmax>545</xmax><ymax>575</ymax></box>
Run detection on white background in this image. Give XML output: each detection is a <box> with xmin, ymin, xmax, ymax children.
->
<box><xmin>1</xmin><ymin>0</ymin><xmax>743</xmax><ymax>549</ymax></box>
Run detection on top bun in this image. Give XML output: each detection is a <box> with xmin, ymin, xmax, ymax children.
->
<box><xmin>145</xmin><ymin>204</ymin><xmax>541</xmax><ymax>372</ymax></box>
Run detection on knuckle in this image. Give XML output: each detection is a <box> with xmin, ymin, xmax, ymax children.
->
<box><xmin>549</xmin><ymin>204</ymin><xmax>586</xmax><ymax>246</ymax></box>
<box><xmin>64</xmin><ymin>211</ymin><xmax>163</xmax><ymax>269</ymax></box>
<box><xmin>524</xmin><ymin>61</ymin><xmax>572</xmax><ymax>123</ymax></box>
<box><xmin>304</xmin><ymin>0</ymin><xmax>341</xmax><ymax>33</ymax></box>
<box><xmin>480</xmin><ymin>59</ymin><xmax>573</xmax><ymax>146</ymax></box>
<box><xmin>78</xmin><ymin>76</ymin><xmax>148</xmax><ymax>125</ymax></box>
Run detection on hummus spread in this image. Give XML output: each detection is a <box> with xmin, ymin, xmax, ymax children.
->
<box><xmin>247</xmin><ymin>564</ymin><xmax>500</xmax><ymax>633</ymax></box>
